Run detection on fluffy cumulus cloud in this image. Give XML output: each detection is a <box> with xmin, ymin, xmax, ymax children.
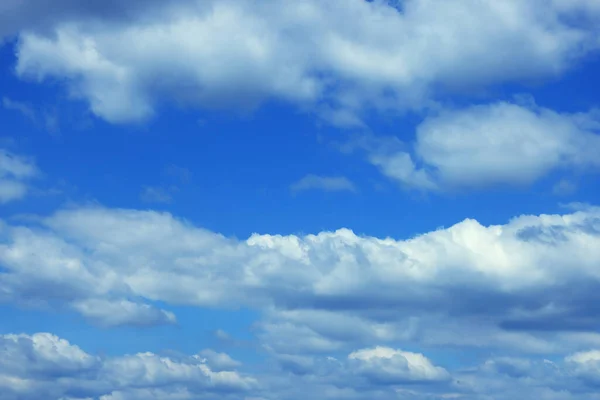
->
<box><xmin>359</xmin><ymin>101</ymin><xmax>600</xmax><ymax>191</ymax></box>
<box><xmin>4</xmin><ymin>331</ymin><xmax>600</xmax><ymax>399</ymax></box>
<box><xmin>1</xmin><ymin>203</ymin><xmax>600</xmax><ymax>397</ymax></box>
<box><xmin>0</xmin><ymin>148</ymin><xmax>37</xmax><ymax>203</ymax></box>
<box><xmin>0</xmin><ymin>333</ymin><xmax>256</xmax><ymax>400</ymax></box>
<box><xmin>347</xmin><ymin>347</ymin><xmax>450</xmax><ymax>384</ymax></box>
<box><xmin>1</xmin><ymin>205</ymin><xmax>600</xmax><ymax>337</ymax></box>
<box><xmin>3</xmin><ymin>1</ymin><xmax>600</xmax><ymax>399</ymax></box>
<box><xmin>7</xmin><ymin>0</ymin><xmax>600</xmax><ymax>123</ymax></box>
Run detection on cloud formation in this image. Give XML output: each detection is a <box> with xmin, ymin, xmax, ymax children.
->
<box><xmin>9</xmin><ymin>0</ymin><xmax>600</xmax><ymax>123</ymax></box>
<box><xmin>2</xmin><ymin>2</ymin><xmax>600</xmax><ymax>399</ymax></box>
<box><xmin>0</xmin><ymin>332</ymin><xmax>255</xmax><ymax>400</ymax></box>
<box><xmin>4</xmin><ymin>331</ymin><xmax>600</xmax><ymax>400</ymax></box>
<box><xmin>360</xmin><ymin>101</ymin><xmax>600</xmax><ymax>191</ymax></box>
<box><xmin>347</xmin><ymin>346</ymin><xmax>450</xmax><ymax>384</ymax></box>
<box><xmin>1</xmin><ymin>204</ymin><xmax>600</xmax><ymax>360</ymax></box>
<box><xmin>0</xmin><ymin>148</ymin><xmax>37</xmax><ymax>203</ymax></box>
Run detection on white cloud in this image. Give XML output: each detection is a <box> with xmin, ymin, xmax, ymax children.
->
<box><xmin>290</xmin><ymin>174</ymin><xmax>356</xmax><ymax>193</ymax></box>
<box><xmin>360</xmin><ymin>101</ymin><xmax>600</xmax><ymax>191</ymax></box>
<box><xmin>565</xmin><ymin>350</ymin><xmax>600</xmax><ymax>387</ymax></box>
<box><xmin>0</xmin><ymin>332</ymin><xmax>255</xmax><ymax>400</ymax></box>
<box><xmin>197</xmin><ymin>349</ymin><xmax>242</xmax><ymax>372</ymax></box>
<box><xmin>348</xmin><ymin>346</ymin><xmax>450</xmax><ymax>383</ymax></box>
<box><xmin>0</xmin><ymin>204</ymin><xmax>600</xmax><ymax>353</ymax></box>
<box><xmin>71</xmin><ymin>298</ymin><xmax>176</xmax><ymax>327</ymax></box>
<box><xmin>0</xmin><ymin>333</ymin><xmax>98</xmax><ymax>378</ymax></box>
<box><xmin>103</xmin><ymin>352</ymin><xmax>254</xmax><ymax>391</ymax></box>
<box><xmin>566</xmin><ymin>350</ymin><xmax>600</xmax><ymax>364</ymax></box>
<box><xmin>10</xmin><ymin>0</ymin><xmax>600</xmax><ymax>123</ymax></box>
<box><xmin>4</xmin><ymin>331</ymin><xmax>600</xmax><ymax>399</ymax></box>
<box><xmin>0</xmin><ymin>148</ymin><xmax>37</xmax><ymax>203</ymax></box>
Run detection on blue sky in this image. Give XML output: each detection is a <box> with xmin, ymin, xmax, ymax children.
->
<box><xmin>1</xmin><ymin>1</ymin><xmax>600</xmax><ymax>399</ymax></box>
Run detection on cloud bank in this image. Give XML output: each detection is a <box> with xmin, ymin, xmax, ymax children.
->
<box><xmin>9</xmin><ymin>0</ymin><xmax>600</xmax><ymax>123</ymax></box>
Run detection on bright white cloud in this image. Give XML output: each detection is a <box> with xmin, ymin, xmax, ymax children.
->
<box><xmin>565</xmin><ymin>350</ymin><xmax>600</xmax><ymax>387</ymax></box>
<box><xmin>361</xmin><ymin>101</ymin><xmax>600</xmax><ymax>191</ymax></box>
<box><xmin>11</xmin><ymin>0</ymin><xmax>600</xmax><ymax>123</ymax></box>
<box><xmin>0</xmin><ymin>204</ymin><xmax>600</xmax><ymax>353</ymax></box>
<box><xmin>197</xmin><ymin>349</ymin><xmax>242</xmax><ymax>372</ymax></box>
<box><xmin>348</xmin><ymin>346</ymin><xmax>450</xmax><ymax>383</ymax></box>
<box><xmin>566</xmin><ymin>350</ymin><xmax>600</xmax><ymax>364</ymax></box>
<box><xmin>290</xmin><ymin>174</ymin><xmax>356</xmax><ymax>193</ymax></box>
<box><xmin>0</xmin><ymin>148</ymin><xmax>37</xmax><ymax>203</ymax></box>
<box><xmin>0</xmin><ymin>333</ymin><xmax>98</xmax><ymax>378</ymax></box>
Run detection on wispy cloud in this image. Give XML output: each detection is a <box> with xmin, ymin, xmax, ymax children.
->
<box><xmin>140</xmin><ymin>185</ymin><xmax>173</xmax><ymax>203</ymax></box>
<box><xmin>0</xmin><ymin>148</ymin><xmax>38</xmax><ymax>203</ymax></box>
<box><xmin>2</xmin><ymin>96</ymin><xmax>60</xmax><ymax>134</ymax></box>
<box><xmin>553</xmin><ymin>179</ymin><xmax>578</xmax><ymax>196</ymax></box>
<box><xmin>2</xmin><ymin>97</ymin><xmax>36</xmax><ymax>122</ymax></box>
<box><xmin>290</xmin><ymin>174</ymin><xmax>357</xmax><ymax>194</ymax></box>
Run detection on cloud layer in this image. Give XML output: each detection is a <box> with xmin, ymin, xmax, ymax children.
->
<box><xmin>3</xmin><ymin>331</ymin><xmax>600</xmax><ymax>399</ymax></box>
<box><xmin>1</xmin><ymin>204</ymin><xmax>600</xmax><ymax>358</ymax></box>
<box><xmin>9</xmin><ymin>0</ymin><xmax>600</xmax><ymax>123</ymax></box>
<box><xmin>0</xmin><ymin>333</ymin><xmax>255</xmax><ymax>400</ymax></box>
<box><xmin>2</xmin><ymin>1</ymin><xmax>600</xmax><ymax>398</ymax></box>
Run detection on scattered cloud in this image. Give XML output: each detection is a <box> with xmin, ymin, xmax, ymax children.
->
<box><xmin>347</xmin><ymin>347</ymin><xmax>450</xmax><ymax>384</ymax></box>
<box><xmin>2</xmin><ymin>2</ymin><xmax>600</xmax><ymax>399</ymax></box>
<box><xmin>0</xmin><ymin>332</ymin><xmax>255</xmax><ymax>400</ymax></box>
<box><xmin>4</xmin><ymin>331</ymin><xmax>600</xmax><ymax>399</ymax></box>
<box><xmin>290</xmin><ymin>174</ymin><xmax>356</xmax><ymax>193</ymax></box>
